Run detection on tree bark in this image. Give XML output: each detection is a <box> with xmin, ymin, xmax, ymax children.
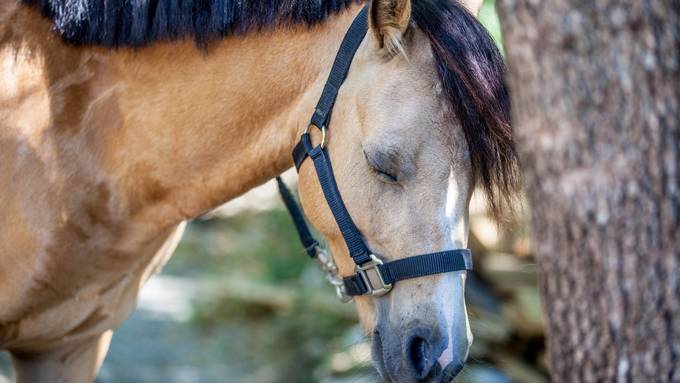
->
<box><xmin>496</xmin><ymin>1</ymin><xmax>679</xmax><ymax>382</ymax></box>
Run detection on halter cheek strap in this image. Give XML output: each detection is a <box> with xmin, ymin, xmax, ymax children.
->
<box><xmin>277</xmin><ymin>6</ymin><xmax>472</xmax><ymax>300</ymax></box>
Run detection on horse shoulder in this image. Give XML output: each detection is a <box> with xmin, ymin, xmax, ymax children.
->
<box><xmin>0</xmin><ymin>5</ymin><xmax>185</xmax><ymax>350</ymax></box>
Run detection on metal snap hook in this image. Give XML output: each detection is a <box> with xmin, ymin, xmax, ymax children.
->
<box><xmin>314</xmin><ymin>246</ymin><xmax>353</xmax><ymax>303</ymax></box>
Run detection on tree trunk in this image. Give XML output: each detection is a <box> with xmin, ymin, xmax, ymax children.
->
<box><xmin>496</xmin><ymin>1</ymin><xmax>679</xmax><ymax>382</ymax></box>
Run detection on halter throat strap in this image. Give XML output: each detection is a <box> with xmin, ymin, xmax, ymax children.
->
<box><xmin>279</xmin><ymin>6</ymin><xmax>472</xmax><ymax>299</ymax></box>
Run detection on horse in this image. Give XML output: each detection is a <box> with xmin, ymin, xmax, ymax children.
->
<box><xmin>0</xmin><ymin>0</ymin><xmax>519</xmax><ymax>381</ymax></box>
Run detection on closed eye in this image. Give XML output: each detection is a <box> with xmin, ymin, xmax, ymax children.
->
<box><xmin>363</xmin><ymin>149</ymin><xmax>399</xmax><ymax>184</ymax></box>
<box><xmin>373</xmin><ymin>167</ymin><xmax>398</xmax><ymax>183</ymax></box>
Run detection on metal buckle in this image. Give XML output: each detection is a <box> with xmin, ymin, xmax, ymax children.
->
<box><xmin>314</xmin><ymin>246</ymin><xmax>352</xmax><ymax>303</ymax></box>
<box><xmin>304</xmin><ymin>123</ymin><xmax>327</xmax><ymax>148</ymax></box>
<box><xmin>356</xmin><ymin>254</ymin><xmax>392</xmax><ymax>296</ymax></box>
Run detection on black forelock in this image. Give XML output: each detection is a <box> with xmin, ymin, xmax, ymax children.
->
<box><xmin>413</xmin><ymin>0</ymin><xmax>521</xmax><ymax>219</ymax></box>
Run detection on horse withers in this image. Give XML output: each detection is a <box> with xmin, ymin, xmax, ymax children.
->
<box><xmin>0</xmin><ymin>0</ymin><xmax>519</xmax><ymax>381</ymax></box>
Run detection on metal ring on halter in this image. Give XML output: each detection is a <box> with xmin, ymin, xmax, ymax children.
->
<box><xmin>304</xmin><ymin>123</ymin><xmax>327</xmax><ymax>148</ymax></box>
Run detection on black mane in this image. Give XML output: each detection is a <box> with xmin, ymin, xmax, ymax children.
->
<box><xmin>25</xmin><ymin>0</ymin><xmax>520</xmax><ymax>217</ymax></box>
<box><xmin>22</xmin><ymin>0</ymin><xmax>358</xmax><ymax>46</ymax></box>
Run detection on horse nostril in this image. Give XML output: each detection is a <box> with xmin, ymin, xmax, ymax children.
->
<box><xmin>408</xmin><ymin>336</ymin><xmax>431</xmax><ymax>378</ymax></box>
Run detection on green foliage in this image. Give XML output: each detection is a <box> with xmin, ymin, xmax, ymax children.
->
<box><xmin>194</xmin><ymin>293</ymin><xmax>357</xmax><ymax>383</ymax></box>
<box><xmin>167</xmin><ymin>210</ymin><xmax>309</xmax><ymax>282</ymax></box>
<box><xmin>171</xmin><ymin>208</ymin><xmax>362</xmax><ymax>382</ymax></box>
<box><xmin>479</xmin><ymin>0</ymin><xmax>503</xmax><ymax>51</ymax></box>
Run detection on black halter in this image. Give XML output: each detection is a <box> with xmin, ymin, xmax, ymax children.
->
<box><xmin>277</xmin><ymin>6</ymin><xmax>472</xmax><ymax>300</ymax></box>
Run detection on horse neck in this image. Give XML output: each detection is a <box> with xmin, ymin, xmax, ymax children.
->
<box><xmin>92</xmin><ymin>7</ymin><xmax>363</xmax><ymax>226</ymax></box>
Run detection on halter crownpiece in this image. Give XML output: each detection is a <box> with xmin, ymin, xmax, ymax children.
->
<box><xmin>277</xmin><ymin>6</ymin><xmax>472</xmax><ymax>301</ymax></box>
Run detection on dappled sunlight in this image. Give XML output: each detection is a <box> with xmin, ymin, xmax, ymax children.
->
<box><xmin>211</xmin><ymin>170</ymin><xmax>298</xmax><ymax>217</ymax></box>
<box><xmin>136</xmin><ymin>276</ymin><xmax>206</xmax><ymax>322</ymax></box>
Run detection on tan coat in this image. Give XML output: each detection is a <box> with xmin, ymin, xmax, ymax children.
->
<box><xmin>0</xmin><ymin>0</ymin><xmax>483</xmax><ymax>381</ymax></box>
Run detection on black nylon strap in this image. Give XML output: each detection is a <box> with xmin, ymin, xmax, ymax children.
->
<box><xmin>343</xmin><ymin>274</ymin><xmax>368</xmax><ymax>297</ymax></box>
<box><xmin>292</xmin><ymin>6</ymin><xmax>372</xmax><ymax>265</ymax></box>
<box><xmin>343</xmin><ymin>250</ymin><xmax>473</xmax><ymax>296</ymax></box>
<box><xmin>380</xmin><ymin>250</ymin><xmax>473</xmax><ymax>284</ymax></box>
<box><xmin>276</xmin><ymin>177</ymin><xmax>319</xmax><ymax>258</ymax></box>
<box><xmin>292</xmin><ymin>139</ymin><xmax>308</xmax><ymax>171</ymax></box>
<box><xmin>295</xmin><ymin>7</ymin><xmax>369</xmax><ymax>169</ymax></box>
<box><xmin>304</xmin><ymin>135</ymin><xmax>372</xmax><ymax>265</ymax></box>
<box><xmin>310</xmin><ymin>6</ymin><xmax>369</xmax><ymax>129</ymax></box>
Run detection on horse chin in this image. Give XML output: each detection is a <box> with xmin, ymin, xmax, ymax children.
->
<box><xmin>437</xmin><ymin>361</ymin><xmax>465</xmax><ymax>383</ymax></box>
<box><xmin>421</xmin><ymin>361</ymin><xmax>464</xmax><ymax>383</ymax></box>
<box><xmin>373</xmin><ymin>362</ymin><xmax>464</xmax><ymax>383</ymax></box>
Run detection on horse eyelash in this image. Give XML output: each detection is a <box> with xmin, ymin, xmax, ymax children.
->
<box><xmin>363</xmin><ymin>149</ymin><xmax>399</xmax><ymax>183</ymax></box>
<box><xmin>375</xmin><ymin>168</ymin><xmax>399</xmax><ymax>183</ymax></box>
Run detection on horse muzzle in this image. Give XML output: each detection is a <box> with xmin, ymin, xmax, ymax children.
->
<box><xmin>371</xmin><ymin>322</ymin><xmax>469</xmax><ymax>383</ymax></box>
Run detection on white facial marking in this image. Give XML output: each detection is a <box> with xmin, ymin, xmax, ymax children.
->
<box><xmin>435</xmin><ymin>271</ymin><xmax>471</xmax><ymax>367</ymax></box>
<box><xmin>443</xmin><ymin>168</ymin><xmax>468</xmax><ymax>249</ymax></box>
<box><xmin>436</xmin><ymin>168</ymin><xmax>472</xmax><ymax>367</ymax></box>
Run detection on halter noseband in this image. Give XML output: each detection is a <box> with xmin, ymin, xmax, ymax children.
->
<box><xmin>277</xmin><ymin>6</ymin><xmax>472</xmax><ymax>301</ymax></box>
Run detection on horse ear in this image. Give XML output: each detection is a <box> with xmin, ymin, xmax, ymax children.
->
<box><xmin>460</xmin><ymin>0</ymin><xmax>483</xmax><ymax>16</ymax></box>
<box><xmin>369</xmin><ymin>0</ymin><xmax>412</xmax><ymax>57</ymax></box>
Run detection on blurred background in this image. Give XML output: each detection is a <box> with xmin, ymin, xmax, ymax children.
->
<box><xmin>0</xmin><ymin>1</ymin><xmax>547</xmax><ymax>382</ymax></box>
